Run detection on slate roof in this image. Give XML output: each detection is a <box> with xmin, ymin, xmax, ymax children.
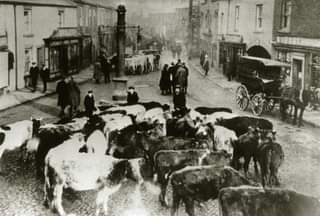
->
<box><xmin>0</xmin><ymin>0</ymin><xmax>77</xmax><ymax>7</ymax></box>
<box><xmin>73</xmin><ymin>0</ymin><xmax>115</xmax><ymax>9</ymax></box>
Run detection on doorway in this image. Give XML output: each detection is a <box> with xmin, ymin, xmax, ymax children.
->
<box><xmin>292</xmin><ymin>58</ymin><xmax>304</xmax><ymax>90</ymax></box>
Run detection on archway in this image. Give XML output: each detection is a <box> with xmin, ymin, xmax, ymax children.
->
<box><xmin>247</xmin><ymin>46</ymin><xmax>271</xmax><ymax>59</ymax></box>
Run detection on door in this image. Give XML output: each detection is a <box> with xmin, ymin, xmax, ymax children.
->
<box><xmin>59</xmin><ymin>46</ymin><xmax>68</xmax><ymax>76</ymax></box>
<box><xmin>37</xmin><ymin>47</ymin><xmax>45</xmax><ymax>68</ymax></box>
<box><xmin>0</xmin><ymin>52</ymin><xmax>8</xmax><ymax>88</ymax></box>
<box><xmin>292</xmin><ymin>58</ymin><xmax>303</xmax><ymax>90</ymax></box>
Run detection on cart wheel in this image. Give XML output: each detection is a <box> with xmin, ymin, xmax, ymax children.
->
<box><xmin>236</xmin><ymin>85</ymin><xmax>249</xmax><ymax>111</ymax></box>
<box><xmin>251</xmin><ymin>94</ymin><xmax>265</xmax><ymax>116</ymax></box>
<box><xmin>265</xmin><ymin>99</ymin><xmax>275</xmax><ymax>113</ymax></box>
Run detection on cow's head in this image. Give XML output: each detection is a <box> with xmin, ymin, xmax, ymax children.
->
<box><xmin>195</xmin><ymin>123</ymin><xmax>215</xmax><ymax>149</ymax></box>
<box><xmin>257</xmin><ymin>128</ymin><xmax>277</xmax><ymax>145</ymax></box>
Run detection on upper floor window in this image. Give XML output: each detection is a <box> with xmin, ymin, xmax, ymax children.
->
<box><xmin>58</xmin><ymin>10</ymin><xmax>65</xmax><ymax>27</ymax></box>
<box><xmin>255</xmin><ymin>4</ymin><xmax>263</xmax><ymax>31</ymax></box>
<box><xmin>24</xmin><ymin>8</ymin><xmax>32</xmax><ymax>35</ymax></box>
<box><xmin>280</xmin><ymin>0</ymin><xmax>292</xmax><ymax>30</ymax></box>
<box><xmin>234</xmin><ymin>5</ymin><xmax>240</xmax><ymax>32</ymax></box>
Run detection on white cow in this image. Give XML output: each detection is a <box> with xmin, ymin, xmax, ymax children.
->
<box><xmin>203</xmin><ymin>112</ymin><xmax>239</xmax><ymax>125</ymax></box>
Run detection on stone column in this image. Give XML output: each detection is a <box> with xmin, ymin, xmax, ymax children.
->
<box><xmin>112</xmin><ymin>5</ymin><xmax>128</xmax><ymax>102</ymax></box>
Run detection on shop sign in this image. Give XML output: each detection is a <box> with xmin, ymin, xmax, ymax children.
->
<box><xmin>276</xmin><ymin>36</ymin><xmax>320</xmax><ymax>48</ymax></box>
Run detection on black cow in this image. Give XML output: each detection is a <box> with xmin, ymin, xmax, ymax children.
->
<box><xmin>154</xmin><ymin>149</ymin><xmax>231</xmax><ymax>206</ymax></box>
<box><xmin>219</xmin><ymin>186</ymin><xmax>320</xmax><ymax>216</ymax></box>
<box><xmin>107</xmin><ymin>120</ymin><xmax>164</xmax><ymax>159</ymax></box>
<box><xmin>216</xmin><ymin>116</ymin><xmax>273</xmax><ymax>137</ymax></box>
<box><xmin>166</xmin><ymin>113</ymin><xmax>201</xmax><ymax>138</ymax></box>
<box><xmin>166</xmin><ymin>166</ymin><xmax>255</xmax><ymax>216</ymax></box>
<box><xmin>138</xmin><ymin>101</ymin><xmax>163</xmax><ymax>110</ymax></box>
<box><xmin>195</xmin><ymin>106</ymin><xmax>232</xmax><ymax>115</ymax></box>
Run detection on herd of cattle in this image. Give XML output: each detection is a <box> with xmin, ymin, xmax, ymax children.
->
<box><xmin>0</xmin><ymin>101</ymin><xmax>319</xmax><ymax>216</ymax></box>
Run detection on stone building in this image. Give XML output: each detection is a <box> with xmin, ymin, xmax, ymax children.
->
<box><xmin>272</xmin><ymin>0</ymin><xmax>320</xmax><ymax>90</ymax></box>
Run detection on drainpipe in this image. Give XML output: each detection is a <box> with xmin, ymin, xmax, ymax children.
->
<box><xmin>226</xmin><ymin>0</ymin><xmax>230</xmax><ymax>35</ymax></box>
<box><xmin>14</xmin><ymin>4</ymin><xmax>18</xmax><ymax>90</ymax></box>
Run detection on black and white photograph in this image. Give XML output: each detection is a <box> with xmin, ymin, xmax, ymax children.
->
<box><xmin>0</xmin><ymin>0</ymin><xmax>319</xmax><ymax>215</ymax></box>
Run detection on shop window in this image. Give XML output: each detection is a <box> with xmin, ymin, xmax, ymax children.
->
<box><xmin>24</xmin><ymin>8</ymin><xmax>32</xmax><ymax>35</ymax></box>
<box><xmin>312</xmin><ymin>54</ymin><xmax>320</xmax><ymax>88</ymax></box>
<box><xmin>255</xmin><ymin>4</ymin><xmax>263</xmax><ymax>31</ymax></box>
<box><xmin>280</xmin><ymin>0</ymin><xmax>291</xmax><ymax>31</ymax></box>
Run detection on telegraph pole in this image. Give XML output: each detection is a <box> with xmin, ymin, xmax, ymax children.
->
<box><xmin>116</xmin><ymin>5</ymin><xmax>126</xmax><ymax>77</ymax></box>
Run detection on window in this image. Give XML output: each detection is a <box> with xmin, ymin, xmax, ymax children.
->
<box><xmin>234</xmin><ymin>6</ymin><xmax>240</xmax><ymax>32</ymax></box>
<box><xmin>280</xmin><ymin>0</ymin><xmax>292</xmax><ymax>30</ymax></box>
<box><xmin>24</xmin><ymin>8</ymin><xmax>32</xmax><ymax>35</ymax></box>
<box><xmin>255</xmin><ymin>4</ymin><xmax>263</xmax><ymax>31</ymax></box>
<box><xmin>58</xmin><ymin>10</ymin><xmax>65</xmax><ymax>27</ymax></box>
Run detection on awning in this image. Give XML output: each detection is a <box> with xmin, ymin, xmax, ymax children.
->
<box><xmin>240</xmin><ymin>56</ymin><xmax>291</xmax><ymax>67</ymax></box>
<box><xmin>44</xmin><ymin>27</ymin><xmax>89</xmax><ymax>43</ymax></box>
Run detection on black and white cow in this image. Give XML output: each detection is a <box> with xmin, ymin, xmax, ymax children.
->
<box><xmin>0</xmin><ymin>118</ymin><xmax>41</xmax><ymax>172</ymax></box>
<box><xmin>219</xmin><ymin>186</ymin><xmax>320</xmax><ymax>216</ymax></box>
<box><xmin>44</xmin><ymin>150</ymin><xmax>145</xmax><ymax>216</ymax></box>
<box><xmin>166</xmin><ymin>166</ymin><xmax>256</xmax><ymax>216</ymax></box>
<box><xmin>154</xmin><ymin>149</ymin><xmax>231</xmax><ymax>206</ymax></box>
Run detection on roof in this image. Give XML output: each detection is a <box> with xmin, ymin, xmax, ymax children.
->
<box><xmin>44</xmin><ymin>27</ymin><xmax>88</xmax><ymax>41</ymax></box>
<box><xmin>0</xmin><ymin>0</ymin><xmax>77</xmax><ymax>7</ymax></box>
<box><xmin>240</xmin><ymin>56</ymin><xmax>291</xmax><ymax>67</ymax></box>
<box><xmin>74</xmin><ymin>0</ymin><xmax>115</xmax><ymax>10</ymax></box>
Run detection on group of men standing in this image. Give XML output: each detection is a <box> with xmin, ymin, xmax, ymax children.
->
<box><xmin>28</xmin><ymin>62</ymin><xmax>50</xmax><ymax>93</ymax></box>
<box><xmin>159</xmin><ymin>59</ymin><xmax>189</xmax><ymax>115</ymax></box>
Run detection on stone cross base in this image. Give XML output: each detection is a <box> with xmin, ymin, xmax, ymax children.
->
<box><xmin>112</xmin><ymin>77</ymin><xmax>128</xmax><ymax>102</ymax></box>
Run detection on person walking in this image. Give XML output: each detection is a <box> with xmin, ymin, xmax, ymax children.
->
<box><xmin>56</xmin><ymin>76</ymin><xmax>69</xmax><ymax>117</ymax></box>
<box><xmin>67</xmin><ymin>76</ymin><xmax>81</xmax><ymax>118</ymax></box>
<box><xmin>30</xmin><ymin>62</ymin><xmax>39</xmax><ymax>92</ymax></box>
<box><xmin>104</xmin><ymin>59</ymin><xmax>111</xmax><ymax>83</ymax></box>
<box><xmin>225</xmin><ymin>56</ymin><xmax>232</xmax><ymax>81</ymax></box>
<box><xmin>40</xmin><ymin>64</ymin><xmax>49</xmax><ymax>93</ymax></box>
<box><xmin>203</xmin><ymin>55</ymin><xmax>210</xmax><ymax>76</ymax></box>
<box><xmin>168</xmin><ymin>62</ymin><xmax>175</xmax><ymax>94</ymax></box>
<box><xmin>84</xmin><ymin>90</ymin><xmax>96</xmax><ymax>117</ymax></box>
<box><xmin>200</xmin><ymin>51</ymin><xmax>205</xmax><ymax>67</ymax></box>
<box><xmin>127</xmin><ymin>86</ymin><xmax>139</xmax><ymax>105</ymax></box>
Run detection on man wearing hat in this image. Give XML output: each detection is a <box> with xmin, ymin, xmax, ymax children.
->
<box><xmin>30</xmin><ymin>61</ymin><xmax>39</xmax><ymax>92</ymax></box>
<box><xmin>84</xmin><ymin>90</ymin><xmax>96</xmax><ymax>117</ymax></box>
<box><xmin>173</xmin><ymin>85</ymin><xmax>187</xmax><ymax>117</ymax></box>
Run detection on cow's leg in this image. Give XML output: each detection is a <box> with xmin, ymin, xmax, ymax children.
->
<box><xmin>184</xmin><ymin>198</ymin><xmax>195</xmax><ymax>216</ymax></box>
<box><xmin>159</xmin><ymin>182</ymin><xmax>168</xmax><ymax>207</ymax></box>
<box><xmin>243</xmin><ymin>156</ymin><xmax>251</xmax><ymax>178</ymax></box>
<box><xmin>253</xmin><ymin>157</ymin><xmax>259</xmax><ymax>177</ymax></box>
<box><xmin>170</xmin><ymin>193</ymin><xmax>181</xmax><ymax>216</ymax></box>
<box><xmin>52</xmin><ymin>184</ymin><xmax>66</xmax><ymax>216</ymax></box>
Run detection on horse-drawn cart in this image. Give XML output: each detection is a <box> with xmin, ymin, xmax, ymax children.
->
<box><xmin>235</xmin><ymin>56</ymin><xmax>290</xmax><ymax>116</ymax></box>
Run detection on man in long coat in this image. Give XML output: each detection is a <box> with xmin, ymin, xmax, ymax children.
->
<box><xmin>30</xmin><ymin>62</ymin><xmax>39</xmax><ymax>92</ymax></box>
<box><xmin>56</xmin><ymin>76</ymin><xmax>69</xmax><ymax>117</ymax></box>
<box><xmin>67</xmin><ymin>76</ymin><xmax>81</xmax><ymax>118</ymax></box>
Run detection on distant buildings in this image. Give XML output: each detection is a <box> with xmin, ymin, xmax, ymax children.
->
<box><xmin>0</xmin><ymin>0</ymin><xmax>116</xmax><ymax>91</ymax></box>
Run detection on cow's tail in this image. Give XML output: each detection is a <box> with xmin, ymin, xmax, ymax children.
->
<box><xmin>164</xmin><ymin>174</ymin><xmax>174</xmax><ymax>207</ymax></box>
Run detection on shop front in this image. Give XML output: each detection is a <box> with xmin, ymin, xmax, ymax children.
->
<box><xmin>273</xmin><ymin>36</ymin><xmax>320</xmax><ymax>90</ymax></box>
<box><xmin>44</xmin><ymin>28</ymin><xmax>82</xmax><ymax>80</ymax></box>
<box><xmin>219</xmin><ymin>35</ymin><xmax>246</xmax><ymax>76</ymax></box>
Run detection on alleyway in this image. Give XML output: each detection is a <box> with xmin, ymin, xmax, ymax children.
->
<box><xmin>0</xmin><ymin>51</ymin><xmax>319</xmax><ymax>216</ymax></box>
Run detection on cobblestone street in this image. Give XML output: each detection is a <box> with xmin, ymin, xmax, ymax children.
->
<box><xmin>0</xmin><ymin>52</ymin><xmax>319</xmax><ymax>216</ymax></box>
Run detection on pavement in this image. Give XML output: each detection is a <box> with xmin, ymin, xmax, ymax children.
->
<box><xmin>188</xmin><ymin>59</ymin><xmax>320</xmax><ymax>128</ymax></box>
<box><xmin>0</xmin><ymin>66</ymin><xmax>94</xmax><ymax>112</ymax></box>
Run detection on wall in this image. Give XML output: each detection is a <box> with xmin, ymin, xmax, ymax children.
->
<box><xmin>273</xmin><ymin>0</ymin><xmax>320</xmax><ymax>39</ymax></box>
<box><xmin>227</xmin><ymin>0</ymin><xmax>275</xmax><ymax>55</ymax></box>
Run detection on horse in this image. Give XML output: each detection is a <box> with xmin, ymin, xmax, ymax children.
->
<box><xmin>279</xmin><ymin>86</ymin><xmax>311</xmax><ymax>126</ymax></box>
